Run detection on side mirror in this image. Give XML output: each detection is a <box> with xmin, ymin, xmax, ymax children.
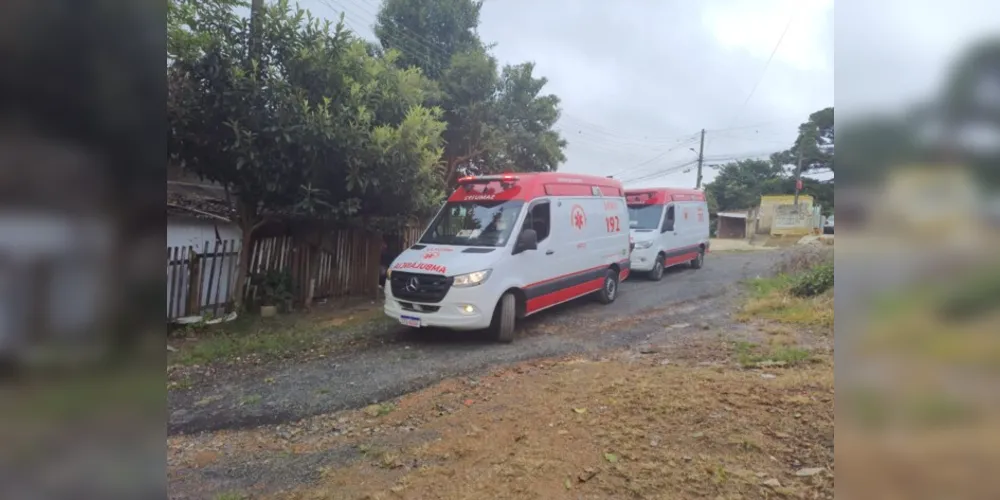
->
<box><xmin>662</xmin><ymin>221</ymin><xmax>674</xmax><ymax>233</ymax></box>
<box><xmin>513</xmin><ymin>228</ymin><xmax>538</xmax><ymax>254</ymax></box>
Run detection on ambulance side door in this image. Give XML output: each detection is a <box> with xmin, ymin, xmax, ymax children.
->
<box><xmin>514</xmin><ymin>198</ymin><xmax>557</xmax><ymax>287</ymax></box>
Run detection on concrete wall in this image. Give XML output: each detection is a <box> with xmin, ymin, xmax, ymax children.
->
<box><xmin>771</xmin><ymin>204</ymin><xmax>820</xmax><ymax>236</ymax></box>
<box><xmin>757</xmin><ymin>195</ymin><xmax>814</xmax><ymax>234</ymax></box>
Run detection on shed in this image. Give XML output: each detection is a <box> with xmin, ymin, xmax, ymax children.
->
<box><xmin>716</xmin><ymin>210</ymin><xmax>750</xmax><ymax>239</ymax></box>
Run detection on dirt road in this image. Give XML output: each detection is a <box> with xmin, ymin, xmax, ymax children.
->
<box><xmin>168</xmin><ymin>251</ymin><xmax>783</xmax><ymax>436</ymax></box>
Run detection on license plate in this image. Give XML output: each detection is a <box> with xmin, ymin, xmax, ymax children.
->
<box><xmin>399</xmin><ymin>315</ymin><xmax>422</xmax><ymax>328</ymax></box>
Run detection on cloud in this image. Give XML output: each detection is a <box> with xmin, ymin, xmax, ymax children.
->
<box><xmin>302</xmin><ymin>0</ymin><xmax>834</xmax><ymax>187</ymax></box>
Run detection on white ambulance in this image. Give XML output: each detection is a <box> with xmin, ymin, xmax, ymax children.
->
<box><xmin>625</xmin><ymin>188</ymin><xmax>710</xmax><ymax>281</ymax></box>
<box><xmin>384</xmin><ymin>173</ymin><xmax>632</xmax><ymax>343</ymax></box>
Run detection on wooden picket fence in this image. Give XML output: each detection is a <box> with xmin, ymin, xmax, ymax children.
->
<box><xmin>166</xmin><ymin>225</ymin><xmax>426</xmax><ymax>321</ymax></box>
<box><xmin>166</xmin><ymin>239</ymin><xmax>242</xmax><ymax>320</ymax></box>
<box><xmin>245</xmin><ymin>230</ymin><xmax>380</xmax><ymax>305</ymax></box>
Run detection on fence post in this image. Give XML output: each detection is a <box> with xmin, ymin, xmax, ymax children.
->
<box><xmin>186</xmin><ymin>246</ymin><xmax>201</xmax><ymax>316</ymax></box>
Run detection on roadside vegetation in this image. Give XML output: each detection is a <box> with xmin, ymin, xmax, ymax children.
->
<box><xmin>167</xmin><ymin>302</ymin><xmax>395</xmax><ymax>393</ymax></box>
<box><xmin>739</xmin><ymin>247</ymin><xmax>834</xmax><ymax>329</ymax></box>
<box><xmin>168</xmin><ymin>249</ymin><xmax>836</xmax><ymax>500</ymax></box>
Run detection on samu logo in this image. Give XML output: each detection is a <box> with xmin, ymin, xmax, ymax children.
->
<box><xmin>570</xmin><ymin>205</ymin><xmax>587</xmax><ymax>230</ymax></box>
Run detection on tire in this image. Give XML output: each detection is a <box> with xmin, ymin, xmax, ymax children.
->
<box><xmin>597</xmin><ymin>268</ymin><xmax>619</xmax><ymax>304</ymax></box>
<box><xmin>492</xmin><ymin>292</ymin><xmax>517</xmax><ymax>343</ymax></box>
<box><xmin>648</xmin><ymin>254</ymin><xmax>665</xmax><ymax>281</ymax></box>
<box><xmin>690</xmin><ymin>248</ymin><xmax>705</xmax><ymax>269</ymax></box>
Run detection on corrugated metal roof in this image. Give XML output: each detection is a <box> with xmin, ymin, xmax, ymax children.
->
<box><xmin>717</xmin><ymin>211</ymin><xmax>748</xmax><ymax>219</ymax></box>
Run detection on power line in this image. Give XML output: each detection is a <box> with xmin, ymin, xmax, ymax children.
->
<box><xmin>702</xmin><ymin>7</ymin><xmax>801</xmax><ymax>163</ymax></box>
<box><xmin>619</xmin><ymin>159</ymin><xmax>699</xmax><ymax>185</ymax></box>
<box><xmin>323</xmin><ymin>0</ymin><xmax>685</xmax><ymax>150</ymax></box>
<box><xmin>603</xmin><ymin>133</ymin><xmax>701</xmax><ymax>179</ymax></box>
<box><xmin>322</xmin><ymin>0</ymin><xmax>729</xmax><ymax>161</ymax></box>
<box><xmin>728</xmin><ymin>13</ymin><xmax>797</xmax><ymax>129</ymax></box>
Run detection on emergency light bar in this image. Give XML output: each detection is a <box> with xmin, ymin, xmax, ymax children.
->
<box><xmin>457</xmin><ymin>174</ymin><xmax>520</xmax><ymax>192</ymax></box>
<box><xmin>457</xmin><ymin>174</ymin><xmax>520</xmax><ymax>184</ymax></box>
<box><xmin>627</xmin><ymin>192</ymin><xmax>656</xmax><ymax>204</ymax></box>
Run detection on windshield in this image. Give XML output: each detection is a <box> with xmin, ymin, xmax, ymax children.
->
<box><xmin>420</xmin><ymin>200</ymin><xmax>526</xmax><ymax>247</ymax></box>
<box><xmin>628</xmin><ymin>204</ymin><xmax>663</xmax><ymax>230</ymax></box>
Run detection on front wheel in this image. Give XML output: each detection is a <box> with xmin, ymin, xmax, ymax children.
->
<box><xmin>648</xmin><ymin>255</ymin><xmax>665</xmax><ymax>281</ymax></box>
<box><xmin>690</xmin><ymin>248</ymin><xmax>705</xmax><ymax>269</ymax></box>
<box><xmin>596</xmin><ymin>268</ymin><xmax>619</xmax><ymax>304</ymax></box>
<box><xmin>491</xmin><ymin>292</ymin><xmax>517</xmax><ymax>343</ymax></box>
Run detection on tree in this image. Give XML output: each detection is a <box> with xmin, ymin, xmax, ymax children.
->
<box><xmin>774</xmin><ymin>107</ymin><xmax>834</xmax><ymax>173</ymax></box>
<box><xmin>704</xmin><ymin>158</ymin><xmax>834</xmax><ymax>215</ymax></box>
<box><xmin>704</xmin><ymin>159</ymin><xmax>785</xmax><ymax>213</ymax></box>
<box><xmin>374</xmin><ymin>0</ymin><xmax>485</xmax><ymax>80</ymax></box>
<box><xmin>168</xmin><ymin>0</ymin><xmax>446</xmax><ymax>311</ymax></box>
<box><xmin>374</xmin><ymin>0</ymin><xmax>567</xmax><ymax>186</ymax></box>
<box><xmin>487</xmin><ymin>62</ymin><xmax>567</xmax><ymax>175</ymax></box>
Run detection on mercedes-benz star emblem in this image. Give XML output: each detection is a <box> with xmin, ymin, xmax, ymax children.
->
<box><xmin>404</xmin><ymin>277</ymin><xmax>420</xmax><ymax>293</ymax></box>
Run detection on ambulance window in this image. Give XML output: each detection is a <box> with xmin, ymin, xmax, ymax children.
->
<box><xmin>662</xmin><ymin>206</ymin><xmax>675</xmax><ymax>232</ymax></box>
<box><xmin>525</xmin><ymin>202</ymin><xmax>551</xmax><ymax>242</ymax></box>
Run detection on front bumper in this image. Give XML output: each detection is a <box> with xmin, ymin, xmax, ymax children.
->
<box><xmin>628</xmin><ymin>246</ymin><xmax>658</xmax><ymax>272</ymax></box>
<box><xmin>383</xmin><ymin>286</ymin><xmax>494</xmax><ymax>331</ymax></box>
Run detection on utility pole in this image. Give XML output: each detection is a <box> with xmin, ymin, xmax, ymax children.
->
<box><xmin>695</xmin><ymin>128</ymin><xmax>706</xmax><ymax>189</ymax></box>
<box><xmin>793</xmin><ymin>145</ymin><xmax>804</xmax><ymax>210</ymax></box>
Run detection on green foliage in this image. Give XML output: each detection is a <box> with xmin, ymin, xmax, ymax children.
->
<box><xmin>167</xmin><ymin>0</ymin><xmax>448</xmax><ymax>228</ymax></box>
<box><xmin>705</xmin><ymin>107</ymin><xmax>835</xmax><ymax>213</ymax></box>
<box><xmin>789</xmin><ymin>262</ymin><xmax>834</xmax><ymax>298</ymax></box>
<box><xmin>733</xmin><ymin>341</ymin><xmax>813</xmax><ymax>368</ymax></box>
<box><xmin>704</xmin><ymin>159</ymin><xmax>785</xmax><ymax>212</ymax></box>
<box><xmin>375</xmin><ymin>0</ymin><xmax>567</xmax><ymax>186</ymax></box>
<box><xmin>252</xmin><ymin>269</ymin><xmax>293</xmax><ymax>306</ymax></box>
<box><xmin>774</xmin><ymin>106</ymin><xmax>834</xmax><ymax>173</ymax></box>
<box><xmin>375</xmin><ymin>0</ymin><xmax>485</xmax><ymax>81</ymax></box>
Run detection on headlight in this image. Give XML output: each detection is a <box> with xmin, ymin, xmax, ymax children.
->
<box><xmin>452</xmin><ymin>269</ymin><xmax>492</xmax><ymax>287</ymax></box>
<box><xmin>635</xmin><ymin>240</ymin><xmax>653</xmax><ymax>249</ymax></box>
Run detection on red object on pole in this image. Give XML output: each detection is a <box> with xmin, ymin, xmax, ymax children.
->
<box><xmin>795</xmin><ymin>179</ymin><xmax>803</xmax><ymax>191</ymax></box>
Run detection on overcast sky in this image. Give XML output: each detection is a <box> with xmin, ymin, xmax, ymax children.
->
<box><xmin>302</xmin><ymin>0</ymin><xmax>839</xmax><ymax>187</ymax></box>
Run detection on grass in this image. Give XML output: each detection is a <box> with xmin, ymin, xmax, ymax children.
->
<box><xmin>738</xmin><ymin>251</ymin><xmax>834</xmax><ymax>329</ymax></box>
<box><xmin>168</xmin><ymin>306</ymin><xmax>389</xmax><ymax>367</ymax></box>
<box><xmin>732</xmin><ymin>340</ymin><xmax>813</xmax><ymax>368</ymax></box>
<box><xmin>364</xmin><ymin>402</ymin><xmax>397</xmax><ymax>417</ymax></box>
<box><xmin>239</xmin><ymin>394</ymin><xmax>262</xmax><ymax>406</ymax></box>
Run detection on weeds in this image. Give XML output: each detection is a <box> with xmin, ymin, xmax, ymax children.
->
<box><xmin>771</xmin><ymin>246</ymin><xmax>833</xmax><ymax>275</ymax></box>
<box><xmin>733</xmin><ymin>341</ymin><xmax>813</xmax><ymax>368</ymax></box>
<box><xmin>239</xmin><ymin>394</ymin><xmax>262</xmax><ymax>406</ymax></box>
<box><xmin>168</xmin><ymin>308</ymin><xmax>388</xmax><ymax>367</ymax></box>
<box><xmin>740</xmin><ymin>250</ymin><xmax>834</xmax><ymax>328</ymax></box>
<box><xmin>790</xmin><ymin>262</ymin><xmax>834</xmax><ymax>297</ymax></box>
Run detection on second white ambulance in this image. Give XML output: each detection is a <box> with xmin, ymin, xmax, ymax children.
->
<box><xmin>384</xmin><ymin>173</ymin><xmax>631</xmax><ymax>343</ymax></box>
<box><xmin>625</xmin><ymin>187</ymin><xmax>710</xmax><ymax>281</ymax></box>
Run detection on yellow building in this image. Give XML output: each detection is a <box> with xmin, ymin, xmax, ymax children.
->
<box><xmin>756</xmin><ymin>195</ymin><xmax>814</xmax><ymax>235</ymax></box>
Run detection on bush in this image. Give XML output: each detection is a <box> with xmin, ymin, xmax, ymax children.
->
<box><xmin>772</xmin><ymin>246</ymin><xmax>833</xmax><ymax>276</ymax></box>
<box><xmin>790</xmin><ymin>262</ymin><xmax>834</xmax><ymax>297</ymax></box>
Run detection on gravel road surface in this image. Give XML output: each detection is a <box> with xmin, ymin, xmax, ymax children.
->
<box><xmin>168</xmin><ymin>250</ymin><xmax>783</xmax><ymax>435</ymax></box>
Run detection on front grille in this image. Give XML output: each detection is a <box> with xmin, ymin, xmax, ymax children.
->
<box><xmin>399</xmin><ymin>302</ymin><xmax>441</xmax><ymax>313</ymax></box>
<box><xmin>390</xmin><ymin>271</ymin><xmax>453</xmax><ymax>303</ymax></box>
